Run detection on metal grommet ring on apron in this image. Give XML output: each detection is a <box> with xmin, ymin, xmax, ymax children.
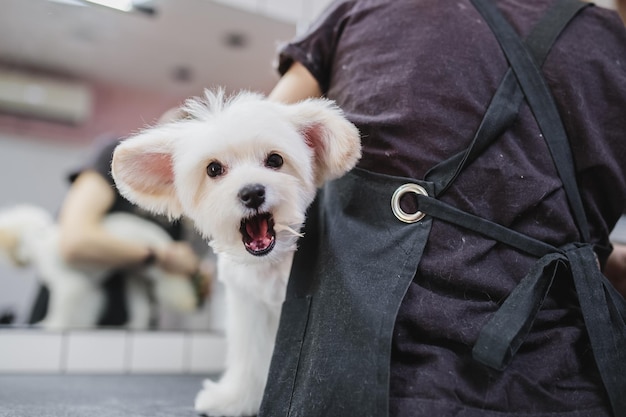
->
<box><xmin>391</xmin><ymin>183</ymin><xmax>428</xmax><ymax>223</ymax></box>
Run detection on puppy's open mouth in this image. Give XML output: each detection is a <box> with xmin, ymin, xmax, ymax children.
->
<box><xmin>239</xmin><ymin>213</ymin><xmax>276</xmax><ymax>256</ymax></box>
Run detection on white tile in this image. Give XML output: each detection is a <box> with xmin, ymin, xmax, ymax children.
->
<box><xmin>64</xmin><ymin>330</ymin><xmax>127</xmax><ymax>373</ymax></box>
<box><xmin>0</xmin><ymin>330</ymin><xmax>64</xmax><ymax>372</ymax></box>
<box><xmin>128</xmin><ymin>331</ymin><xmax>186</xmax><ymax>373</ymax></box>
<box><xmin>213</xmin><ymin>0</ymin><xmax>260</xmax><ymax>14</ymax></box>
<box><xmin>188</xmin><ymin>332</ymin><xmax>227</xmax><ymax>374</ymax></box>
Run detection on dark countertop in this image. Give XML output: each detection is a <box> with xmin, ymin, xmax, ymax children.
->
<box><xmin>0</xmin><ymin>374</ymin><xmax>214</xmax><ymax>417</ymax></box>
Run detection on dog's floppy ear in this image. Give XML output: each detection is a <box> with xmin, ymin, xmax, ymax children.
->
<box><xmin>287</xmin><ymin>99</ymin><xmax>361</xmax><ymax>187</ymax></box>
<box><xmin>111</xmin><ymin>125</ymin><xmax>184</xmax><ymax>218</ymax></box>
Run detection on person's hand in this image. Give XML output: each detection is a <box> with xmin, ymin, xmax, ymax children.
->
<box><xmin>154</xmin><ymin>241</ymin><xmax>200</xmax><ymax>276</ymax></box>
<box><xmin>0</xmin><ymin>229</ymin><xmax>22</xmax><ymax>266</ymax></box>
<box><xmin>192</xmin><ymin>259</ymin><xmax>215</xmax><ymax>303</ymax></box>
<box><xmin>604</xmin><ymin>242</ymin><xmax>626</xmax><ymax>298</ymax></box>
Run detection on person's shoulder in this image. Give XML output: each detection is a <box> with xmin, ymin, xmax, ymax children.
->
<box><xmin>500</xmin><ymin>0</ymin><xmax>626</xmax><ymax>54</ymax></box>
<box><xmin>68</xmin><ymin>134</ymin><xmax>122</xmax><ymax>184</ymax></box>
<box><xmin>559</xmin><ymin>2</ymin><xmax>626</xmax><ymax>56</ymax></box>
<box><xmin>92</xmin><ymin>135</ymin><xmax>123</xmax><ymax>159</ymax></box>
<box><xmin>583</xmin><ymin>3</ymin><xmax>626</xmax><ymax>37</ymax></box>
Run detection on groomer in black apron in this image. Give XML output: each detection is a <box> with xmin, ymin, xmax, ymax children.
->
<box><xmin>264</xmin><ymin>1</ymin><xmax>626</xmax><ymax>416</ymax></box>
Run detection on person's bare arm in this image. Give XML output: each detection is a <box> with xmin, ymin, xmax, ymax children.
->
<box><xmin>0</xmin><ymin>229</ymin><xmax>17</xmax><ymax>251</ymax></box>
<box><xmin>605</xmin><ymin>242</ymin><xmax>626</xmax><ymax>297</ymax></box>
<box><xmin>0</xmin><ymin>228</ymin><xmax>20</xmax><ymax>264</ymax></box>
<box><xmin>617</xmin><ymin>0</ymin><xmax>626</xmax><ymax>23</ymax></box>
<box><xmin>58</xmin><ymin>170</ymin><xmax>199</xmax><ymax>275</ymax></box>
<box><xmin>268</xmin><ymin>61</ymin><xmax>323</xmax><ymax>103</ymax></box>
<box><xmin>58</xmin><ymin>170</ymin><xmax>154</xmax><ymax>268</ymax></box>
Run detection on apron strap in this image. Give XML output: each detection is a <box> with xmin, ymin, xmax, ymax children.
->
<box><xmin>471</xmin><ymin>0</ymin><xmax>590</xmax><ymax>243</ymax></box>
<box><xmin>415</xmin><ymin>192</ymin><xmax>626</xmax><ymax>414</ymax></box>
<box><xmin>416</xmin><ymin>194</ymin><xmax>558</xmax><ymax>259</ymax></box>
<box><xmin>420</xmin><ymin>185</ymin><xmax>626</xmax><ymax>415</ymax></box>
<box><xmin>472</xmin><ymin>244</ymin><xmax>626</xmax><ymax>415</ymax></box>
<box><xmin>425</xmin><ymin>0</ymin><xmax>591</xmax><ymax>198</ymax></box>
<box><xmin>566</xmin><ymin>245</ymin><xmax>626</xmax><ymax>415</ymax></box>
<box><xmin>471</xmin><ymin>252</ymin><xmax>567</xmax><ymax>369</ymax></box>
<box><xmin>468</xmin><ymin>1</ymin><xmax>626</xmax><ymax>415</ymax></box>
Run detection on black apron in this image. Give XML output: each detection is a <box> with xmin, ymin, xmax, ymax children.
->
<box><xmin>260</xmin><ymin>1</ymin><xmax>626</xmax><ymax>416</ymax></box>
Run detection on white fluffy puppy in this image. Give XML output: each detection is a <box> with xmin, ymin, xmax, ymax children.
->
<box><xmin>0</xmin><ymin>204</ymin><xmax>199</xmax><ymax>329</ymax></box>
<box><xmin>111</xmin><ymin>89</ymin><xmax>361</xmax><ymax>416</ymax></box>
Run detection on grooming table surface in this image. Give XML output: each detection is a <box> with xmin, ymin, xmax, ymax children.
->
<box><xmin>0</xmin><ymin>374</ymin><xmax>211</xmax><ymax>417</ymax></box>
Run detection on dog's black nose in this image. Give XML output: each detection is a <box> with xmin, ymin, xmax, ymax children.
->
<box><xmin>238</xmin><ymin>184</ymin><xmax>266</xmax><ymax>209</ymax></box>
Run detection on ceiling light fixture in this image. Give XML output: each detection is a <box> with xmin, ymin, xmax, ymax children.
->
<box><xmin>84</xmin><ymin>0</ymin><xmax>135</xmax><ymax>12</ymax></box>
<box><xmin>47</xmin><ymin>0</ymin><xmax>156</xmax><ymax>16</ymax></box>
<box><xmin>47</xmin><ymin>0</ymin><xmax>86</xmax><ymax>6</ymax></box>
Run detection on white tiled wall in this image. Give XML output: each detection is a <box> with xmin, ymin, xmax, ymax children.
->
<box><xmin>188</xmin><ymin>332</ymin><xmax>228</xmax><ymax>373</ymax></box>
<box><xmin>0</xmin><ymin>330</ymin><xmax>226</xmax><ymax>374</ymax></box>
<box><xmin>128</xmin><ymin>332</ymin><xmax>188</xmax><ymax>374</ymax></box>
<box><xmin>64</xmin><ymin>331</ymin><xmax>128</xmax><ymax>373</ymax></box>
<box><xmin>0</xmin><ymin>332</ymin><xmax>64</xmax><ymax>372</ymax></box>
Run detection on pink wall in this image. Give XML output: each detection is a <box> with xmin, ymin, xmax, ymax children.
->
<box><xmin>0</xmin><ymin>81</ymin><xmax>187</xmax><ymax>145</ymax></box>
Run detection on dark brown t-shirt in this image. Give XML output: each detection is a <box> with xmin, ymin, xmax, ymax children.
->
<box><xmin>71</xmin><ymin>138</ymin><xmax>182</xmax><ymax>239</ymax></box>
<box><xmin>278</xmin><ymin>0</ymin><xmax>626</xmax><ymax>415</ymax></box>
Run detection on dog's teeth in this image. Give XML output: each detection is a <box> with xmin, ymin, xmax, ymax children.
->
<box><xmin>249</xmin><ymin>238</ymin><xmax>272</xmax><ymax>251</ymax></box>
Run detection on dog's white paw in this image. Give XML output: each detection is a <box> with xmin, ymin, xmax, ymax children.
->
<box><xmin>194</xmin><ymin>380</ymin><xmax>259</xmax><ymax>417</ymax></box>
<box><xmin>203</xmin><ymin>378</ymin><xmax>217</xmax><ymax>389</ymax></box>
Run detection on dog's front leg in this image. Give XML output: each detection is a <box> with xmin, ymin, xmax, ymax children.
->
<box><xmin>42</xmin><ymin>275</ymin><xmax>104</xmax><ymax>329</ymax></box>
<box><xmin>124</xmin><ymin>276</ymin><xmax>152</xmax><ymax>330</ymax></box>
<box><xmin>195</xmin><ymin>282</ymin><xmax>280</xmax><ymax>417</ymax></box>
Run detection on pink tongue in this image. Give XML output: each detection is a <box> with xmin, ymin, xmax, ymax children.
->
<box><xmin>246</xmin><ymin>217</ymin><xmax>268</xmax><ymax>240</ymax></box>
<box><xmin>245</xmin><ymin>217</ymin><xmax>273</xmax><ymax>251</ymax></box>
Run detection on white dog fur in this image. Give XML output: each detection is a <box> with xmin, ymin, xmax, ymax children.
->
<box><xmin>111</xmin><ymin>89</ymin><xmax>361</xmax><ymax>416</ymax></box>
<box><xmin>0</xmin><ymin>204</ymin><xmax>199</xmax><ymax>329</ymax></box>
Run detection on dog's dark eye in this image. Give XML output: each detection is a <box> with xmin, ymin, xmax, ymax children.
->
<box><xmin>206</xmin><ymin>161</ymin><xmax>224</xmax><ymax>178</ymax></box>
<box><xmin>265</xmin><ymin>153</ymin><xmax>283</xmax><ymax>169</ymax></box>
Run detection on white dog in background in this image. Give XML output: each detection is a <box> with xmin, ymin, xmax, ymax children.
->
<box><xmin>111</xmin><ymin>89</ymin><xmax>361</xmax><ymax>416</ymax></box>
<box><xmin>0</xmin><ymin>204</ymin><xmax>200</xmax><ymax>329</ymax></box>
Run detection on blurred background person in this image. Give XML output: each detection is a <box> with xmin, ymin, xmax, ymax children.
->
<box><xmin>29</xmin><ymin>112</ymin><xmax>213</xmax><ymax>327</ymax></box>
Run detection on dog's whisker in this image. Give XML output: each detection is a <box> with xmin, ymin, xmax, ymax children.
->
<box><xmin>274</xmin><ymin>223</ymin><xmax>304</xmax><ymax>238</ymax></box>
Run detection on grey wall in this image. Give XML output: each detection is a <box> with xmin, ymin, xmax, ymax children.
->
<box><xmin>0</xmin><ymin>133</ymin><xmax>90</xmax><ymax>323</ymax></box>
